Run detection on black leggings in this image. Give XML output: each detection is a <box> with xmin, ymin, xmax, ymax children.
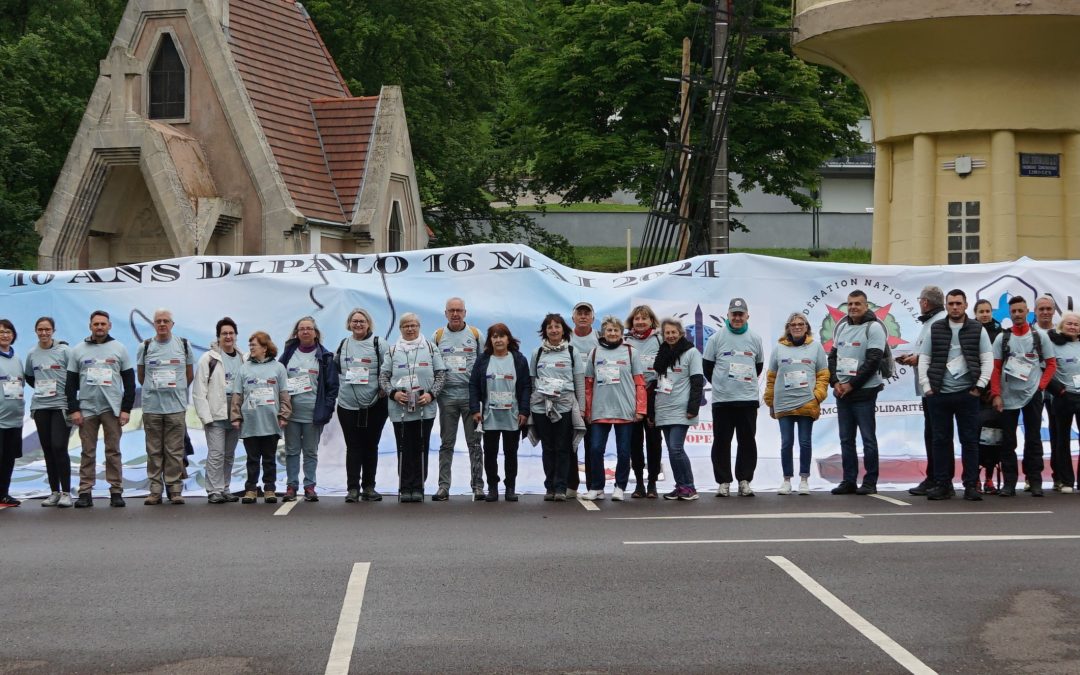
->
<box><xmin>338</xmin><ymin>399</ymin><xmax>389</xmax><ymax>491</ymax></box>
<box><xmin>483</xmin><ymin>429</ymin><xmax>520</xmax><ymax>490</ymax></box>
<box><xmin>243</xmin><ymin>435</ymin><xmax>279</xmax><ymax>491</ymax></box>
<box><xmin>394</xmin><ymin>418</ymin><xmax>434</xmax><ymax>492</ymax></box>
<box><xmin>0</xmin><ymin>427</ymin><xmax>22</xmax><ymax>497</ymax></box>
<box><xmin>33</xmin><ymin>409</ymin><xmax>71</xmax><ymax>492</ymax></box>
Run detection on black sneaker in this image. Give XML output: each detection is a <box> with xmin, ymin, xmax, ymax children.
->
<box><xmin>0</xmin><ymin>495</ymin><xmax>21</xmax><ymax>506</ymax></box>
<box><xmin>485</xmin><ymin>490</ymin><xmax>499</xmax><ymax>502</ymax></box>
<box><xmin>663</xmin><ymin>489</ymin><xmax>681</xmax><ymax>500</ymax></box>
<box><xmin>109</xmin><ymin>493</ymin><xmax>126</xmax><ymax>507</ymax></box>
<box><xmin>361</xmin><ymin>488</ymin><xmax>383</xmax><ymax>502</ymax></box>
<box><xmin>998</xmin><ymin>485</ymin><xmax>1017</xmax><ymax>497</ymax></box>
<box><xmin>344</xmin><ymin>489</ymin><xmax>360</xmax><ymax>503</ymax></box>
<box><xmin>831</xmin><ymin>481</ymin><xmax>857</xmax><ymax>495</ymax></box>
<box><xmin>1030</xmin><ymin>483</ymin><xmax>1044</xmax><ymax>497</ymax></box>
<box><xmin>505</xmin><ymin>491</ymin><xmax>518</xmax><ymax>502</ymax></box>
<box><xmin>908</xmin><ymin>479</ymin><xmax>933</xmax><ymax>496</ymax></box>
<box><xmin>855</xmin><ymin>483</ymin><xmax>877</xmax><ymax>495</ymax></box>
<box><xmin>74</xmin><ymin>493</ymin><xmax>94</xmax><ymax>508</ymax></box>
<box><xmin>963</xmin><ymin>486</ymin><xmax>983</xmax><ymax>501</ymax></box>
<box><xmin>927</xmin><ymin>484</ymin><xmax>952</xmax><ymax>500</ymax></box>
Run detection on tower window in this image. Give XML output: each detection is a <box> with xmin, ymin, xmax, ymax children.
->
<box><xmin>947</xmin><ymin>201</ymin><xmax>980</xmax><ymax>264</ymax></box>
<box><xmin>388</xmin><ymin>201</ymin><xmax>404</xmax><ymax>252</ymax></box>
<box><xmin>148</xmin><ymin>34</ymin><xmax>185</xmax><ymax>119</ymax></box>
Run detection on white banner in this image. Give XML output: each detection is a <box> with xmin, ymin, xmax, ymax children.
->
<box><xmin>1</xmin><ymin>245</ymin><xmax>1069</xmax><ymax>496</ymax></box>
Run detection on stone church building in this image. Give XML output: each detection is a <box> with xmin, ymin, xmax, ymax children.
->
<box><xmin>36</xmin><ymin>0</ymin><xmax>427</xmax><ymax>270</ymax></box>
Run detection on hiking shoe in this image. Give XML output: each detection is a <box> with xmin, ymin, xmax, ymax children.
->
<box><xmin>361</xmin><ymin>488</ymin><xmax>383</xmax><ymax>502</ymax></box>
<box><xmin>208</xmin><ymin>492</ymin><xmax>226</xmax><ymax>504</ymax></box>
<box><xmin>611</xmin><ymin>487</ymin><xmax>625</xmax><ymax>501</ymax></box>
<box><xmin>485</xmin><ymin>489</ymin><xmax>499</xmax><ymax>502</ymax></box>
<box><xmin>74</xmin><ymin>493</ymin><xmax>93</xmax><ymax>508</ymax></box>
<box><xmin>304</xmin><ymin>486</ymin><xmax>318</xmax><ymax>502</ymax></box>
<box><xmin>42</xmin><ymin>491</ymin><xmax>61</xmax><ymax>507</ymax></box>
<box><xmin>109</xmin><ymin>493</ymin><xmax>126</xmax><ymax>507</ymax></box>
<box><xmin>798</xmin><ymin>477</ymin><xmax>810</xmax><ymax>495</ymax></box>
<box><xmin>168</xmin><ymin>493</ymin><xmax>184</xmax><ymax>505</ymax></box>
<box><xmin>432</xmin><ymin>488</ymin><xmax>449</xmax><ymax>502</ymax></box>
<box><xmin>927</xmin><ymin>484</ymin><xmax>952</xmax><ymax>500</ymax></box>
<box><xmin>224</xmin><ymin>492</ymin><xmax>240</xmax><ymax>502</ymax></box>
<box><xmin>631</xmin><ymin>484</ymin><xmax>647</xmax><ymax>499</ymax></box>
<box><xmin>283</xmin><ymin>486</ymin><xmax>297</xmax><ymax>502</ymax></box>
<box><xmin>264</xmin><ymin>488</ymin><xmax>277</xmax><ymax>504</ymax></box>
<box><xmin>998</xmin><ymin>485</ymin><xmax>1016</xmax><ymax>497</ymax></box>
<box><xmin>831</xmin><ymin>481</ymin><xmax>857</xmax><ymax>495</ymax></box>
<box><xmin>1030</xmin><ymin>482</ymin><xmax>1044</xmax><ymax>497</ymax></box>
<box><xmin>143</xmin><ymin>493</ymin><xmax>162</xmax><ymax>506</ymax></box>
<box><xmin>963</xmin><ymin>486</ymin><xmax>983</xmax><ymax>501</ymax></box>
<box><xmin>716</xmin><ymin>483</ymin><xmax>730</xmax><ymax>498</ymax></box>
<box><xmin>778</xmin><ymin>479</ymin><xmax>792</xmax><ymax>496</ymax></box>
<box><xmin>58</xmin><ymin>492</ymin><xmax>72</xmax><ymax>508</ymax></box>
<box><xmin>345</xmin><ymin>489</ymin><xmax>360</xmax><ymax>503</ymax></box>
<box><xmin>473</xmin><ymin>488</ymin><xmax>486</xmax><ymax>502</ymax></box>
<box><xmin>908</xmin><ymin>479</ymin><xmax>933</xmax><ymax>496</ymax></box>
<box><xmin>679</xmin><ymin>488</ymin><xmax>700</xmax><ymax>501</ymax></box>
<box><xmin>738</xmin><ymin>480</ymin><xmax>754</xmax><ymax>497</ymax></box>
<box><xmin>663</xmin><ymin>488</ymin><xmax>681</xmax><ymax>500</ymax></box>
<box><xmin>242</xmin><ymin>490</ymin><xmax>257</xmax><ymax>504</ymax></box>
<box><xmin>505</xmin><ymin>490</ymin><xmax>518</xmax><ymax>502</ymax></box>
<box><xmin>855</xmin><ymin>483</ymin><xmax>877</xmax><ymax>495</ymax></box>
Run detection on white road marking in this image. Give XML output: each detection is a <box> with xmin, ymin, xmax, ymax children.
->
<box><xmin>609</xmin><ymin>512</ymin><xmax>863</xmax><ymax>521</ymax></box>
<box><xmin>625</xmin><ymin>532</ymin><xmax>1078</xmax><ymax>546</ymax></box>
<box><xmin>869</xmin><ymin>494</ymin><xmax>911</xmax><ymax>506</ymax></box>
<box><xmin>859</xmin><ymin>510</ymin><xmax>1052</xmax><ymax>517</ymax></box>
<box><xmin>273</xmin><ymin>501</ymin><xmax>300</xmax><ymax>516</ymax></box>
<box><xmin>626</xmin><ymin>537</ymin><xmax>849</xmax><ymax>545</ymax></box>
<box><xmin>578</xmin><ymin>498</ymin><xmax>600</xmax><ymax>511</ymax></box>
<box><xmin>767</xmin><ymin>556</ymin><xmax>936</xmax><ymax>675</ymax></box>
<box><xmin>324</xmin><ymin>562</ymin><xmax>371</xmax><ymax>675</ymax></box>
<box><xmin>848</xmin><ymin>534</ymin><xmax>1080</xmax><ymax>544</ymax></box>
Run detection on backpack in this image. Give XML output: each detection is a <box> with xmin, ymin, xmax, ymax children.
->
<box><xmin>336</xmin><ymin>336</ymin><xmax>381</xmax><ymax>375</ymax></box>
<box><xmin>141</xmin><ymin>337</ymin><xmax>191</xmax><ymax>368</ymax></box>
<box><xmin>433</xmin><ymin>325</ymin><xmax>480</xmax><ymax>345</ymax></box>
<box><xmin>836</xmin><ymin>316</ymin><xmax>895</xmax><ymax>379</ymax></box>
<box><xmin>532</xmin><ymin>345</ymin><xmax>577</xmax><ymax>374</ymax></box>
<box><xmin>1000</xmin><ymin>327</ymin><xmax>1045</xmax><ymax>365</ymax></box>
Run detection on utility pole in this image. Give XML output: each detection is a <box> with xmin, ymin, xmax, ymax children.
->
<box><xmin>709</xmin><ymin>1</ymin><xmax>731</xmax><ymax>254</ymax></box>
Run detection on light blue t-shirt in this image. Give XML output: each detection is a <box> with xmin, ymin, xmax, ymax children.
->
<box><xmin>1053</xmin><ymin>339</ymin><xmax>1080</xmax><ymax>395</ymax></box>
<box><xmin>586</xmin><ymin>343</ymin><xmax>643</xmax><ymax>421</ymax></box>
<box><xmin>832</xmin><ymin>319</ymin><xmax>886</xmax><ymax>390</ymax></box>
<box><xmin>336</xmin><ymin>336</ymin><xmax>385</xmax><ymax>410</ymax></box>
<box><xmin>434</xmin><ymin>325</ymin><xmax>480</xmax><ymax>400</ymax></box>
<box><xmin>993</xmin><ymin>329</ymin><xmax>1047</xmax><ymax>410</ymax></box>
<box><xmin>0</xmin><ymin>352</ymin><xmax>25</xmax><ymax>429</ymax></box>
<box><xmin>768</xmin><ymin>340</ymin><xmax>828</xmax><ymax>414</ymax></box>
<box><xmin>236</xmin><ymin>358</ymin><xmax>289</xmax><ymax>438</ymax></box>
<box><xmin>702</xmin><ymin>329</ymin><xmax>764</xmax><ymax>403</ymax></box>
<box><xmin>386</xmin><ymin>341</ymin><xmax>446</xmax><ymax>422</ymax></box>
<box><xmin>654</xmin><ymin>347</ymin><xmax>703</xmax><ymax>426</ymax></box>
<box><xmin>284</xmin><ymin>349</ymin><xmax>320</xmax><ymax>423</ymax></box>
<box><xmin>67</xmin><ymin>338</ymin><xmax>133</xmax><ymax>417</ymax></box>
<box><xmin>220</xmin><ymin>349</ymin><xmax>244</xmax><ymax>396</ymax></box>
<box><xmin>137</xmin><ymin>336</ymin><xmax>194</xmax><ymax>414</ymax></box>
<box><xmin>26</xmin><ymin>341</ymin><xmax>70</xmax><ymax>412</ymax></box>
<box><xmin>482</xmin><ymin>354</ymin><xmax>519</xmax><ymax>431</ymax></box>
<box><xmin>624</xmin><ymin>333</ymin><xmax>662</xmax><ymax>385</ymax></box>
<box><xmin>530</xmin><ymin>346</ymin><xmax>585</xmax><ymax>415</ymax></box>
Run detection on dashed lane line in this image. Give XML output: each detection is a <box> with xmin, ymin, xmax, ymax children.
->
<box><xmin>324</xmin><ymin>562</ymin><xmax>372</xmax><ymax>675</ymax></box>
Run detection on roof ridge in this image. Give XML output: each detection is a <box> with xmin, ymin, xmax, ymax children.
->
<box><xmin>309</xmin><ymin>100</ymin><xmax>347</xmax><ymax>220</ymax></box>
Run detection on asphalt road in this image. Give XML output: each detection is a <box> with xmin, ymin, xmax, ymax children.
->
<box><xmin>3</xmin><ymin>489</ymin><xmax>1080</xmax><ymax>674</ymax></box>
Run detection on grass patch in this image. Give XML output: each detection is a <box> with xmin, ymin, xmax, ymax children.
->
<box><xmin>573</xmin><ymin>246</ymin><xmax>871</xmax><ymax>272</ymax></box>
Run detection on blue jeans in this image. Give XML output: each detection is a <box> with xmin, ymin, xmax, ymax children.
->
<box><xmin>777</xmin><ymin>415</ymin><xmax>814</xmax><ymax>478</ymax></box>
<box><xmin>285</xmin><ymin>421</ymin><xmax>324</xmax><ymax>488</ymax></box>
<box><xmin>836</xmin><ymin>395</ymin><xmax>878</xmax><ymax>485</ymax></box>
<box><xmin>926</xmin><ymin>390</ymin><xmax>981</xmax><ymax>487</ymax></box>
<box><xmin>588</xmin><ymin>422</ymin><xmax>633</xmax><ymax>490</ymax></box>
<box><xmin>661</xmin><ymin>424</ymin><xmax>695</xmax><ymax>489</ymax></box>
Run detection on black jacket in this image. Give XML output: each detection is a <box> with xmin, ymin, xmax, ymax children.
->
<box><xmin>468</xmin><ymin>350</ymin><xmax>532</xmax><ymax>419</ymax></box>
<box><xmin>279</xmin><ymin>340</ymin><xmax>339</xmax><ymax>426</ymax></box>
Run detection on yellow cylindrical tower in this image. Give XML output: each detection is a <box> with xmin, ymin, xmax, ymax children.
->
<box><xmin>793</xmin><ymin>0</ymin><xmax>1080</xmax><ymax>264</ymax></box>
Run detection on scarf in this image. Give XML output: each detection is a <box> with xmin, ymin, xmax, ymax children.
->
<box><xmin>629</xmin><ymin>328</ymin><xmax>654</xmax><ymax>341</ymax></box>
<box><xmin>541</xmin><ymin>338</ymin><xmax>567</xmax><ymax>353</ymax></box>
<box><xmin>653</xmin><ymin>337</ymin><xmax>693</xmax><ymax>377</ymax></box>
<box><xmin>918</xmin><ymin>306</ymin><xmax>944</xmax><ymax>323</ymax></box>
<box><xmin>789</xmin><ymin>334</ymin><xmax>807</xmax><ymax>347</ymax></box>
<box><xmin>598</xmin><ymin>336</ymin><xmax>623</xmax><ymax>349</ymax></box>
<box><xmin>396</xmin><ymin>334</ymin><xmax>426</xmax><ymax>353</ymax></box>
<box><xmin>727</xmin><ymin>322</ymin><xmax>748</xmax><ymax>335</ymax></box>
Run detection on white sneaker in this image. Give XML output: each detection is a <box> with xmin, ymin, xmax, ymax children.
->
<box><xmin>1062</xmin><ymin>486</ymin><xmax>1075</xmax><ymax>494</ymax></box>
<box><xmin>57</xmin><ymin>492</ymin><xmax>72</xmax><ymax>508</ymax></box>
<box><xmin>798</xmin><ymin>477</ymin><xmax>810</xmax><ymax>495</ymax></box>
<box><xmin>738</xmin><ymin>480</ymin><xmax>754</xmax><ymax>497</ymax></box>
<box><xmin>565</xmin><ymin>489</ymin><xmax>578</xmax><ymax>499</ymax></box>
<box><xmin>581</xmin><ymin>490</ymin><xmax>598</xmax><ymax>501</ymax></box>
<box><xmin>594</xmin><ymin>489</ymin><xmax>606</xmax><ymax>501</ymax></box>
<box><xmin>611</xmin><ymin>487</ymin><xmax>625</xmax><ymax>501</ymax></box>
<box><xmin>716</xmin><ymin>483</ymin><xmax>730</xmax><ymax>498</ymax></box>
<box><xmin>42</xmin><ymin>491</ymin><xmax>61</xmax><ymax>507</ymax></box>
<box><xmin>778</xmin><ymin>479</ymin><xmax>791</xmax><ymax>495</ymax></box>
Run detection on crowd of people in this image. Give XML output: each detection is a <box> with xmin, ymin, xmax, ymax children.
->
<box><xmin>0</xmin><ymin>286</ymin><xmax>1077</xmax><ymax>508</ymax></box>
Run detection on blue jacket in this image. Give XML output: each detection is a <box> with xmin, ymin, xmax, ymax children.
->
<box><xmin>468</xmin><ymin>350</ymin><xmax>532</xmax><ymax>417</ymax></box>
<box><xmin>280</xmin><ymin>340</ymin><xmax>339</xmax><ymax>426</ymax></box>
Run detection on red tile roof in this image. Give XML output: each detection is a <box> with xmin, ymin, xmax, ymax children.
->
<box><xmin>229</xmin><ymin>0</ymin><xmax>374</xmax><ymax>224</ymax></box>
<box><xmin>311</xmin><ymin>96</ymin><xmax>379</xmax><ymax>221</ymax></box>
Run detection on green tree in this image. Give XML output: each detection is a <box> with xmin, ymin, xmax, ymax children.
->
<box><xmin>306</xmin><ymin>0</ymin><xmax>575</xmax><ymax>262</ymax></box>
<box><xmin>506</xmin><ymin>0</ymin><xmax>866</xmax><ymax>210</ymax></box>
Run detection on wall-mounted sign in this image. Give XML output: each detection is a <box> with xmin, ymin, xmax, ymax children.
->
<box><xmin>1019</xmin><ymin>153</ymin><xmax>1060</xmax><ymax>177</ymax></box>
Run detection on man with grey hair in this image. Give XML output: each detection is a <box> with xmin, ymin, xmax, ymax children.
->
<box><xmin>896</xmin><ymin>285</ymin><xmax>946</xmax><ymax>495</ymax></box>
<box><xmin>432</xmin><ymin>297</ymin><xmax>484</xmax><ymax>500</ymax></box>
<box><xmin>137</xmin><ymin>309</ymin><xmax>194</xmax><ymax>505</ymax></box>
<box><xmin>1034</xmin><ymin>295</ymin><xmax>1062</xmax><ymax>490</ymax></box>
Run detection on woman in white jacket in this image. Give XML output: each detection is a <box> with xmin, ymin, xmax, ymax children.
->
<box><xmin>192</xmin><ymin>317</ymin><xmax>247</xmax><ymax>503</ymax></box>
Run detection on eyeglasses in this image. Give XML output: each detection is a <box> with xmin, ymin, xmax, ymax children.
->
<box><xmin>401</xmin><ymin>323</ymin><xmax>420</xmax><ymax>329</ymax></box>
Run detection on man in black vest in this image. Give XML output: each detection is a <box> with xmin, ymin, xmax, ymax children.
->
<box><xmin>917</xmin><ymin>289</ymin><xmax>993</xmax><ymax>500</ymax></box>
